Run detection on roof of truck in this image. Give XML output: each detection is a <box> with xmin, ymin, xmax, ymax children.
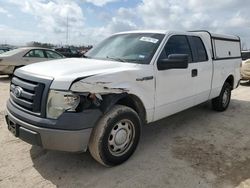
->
<box><xmin>116</xmin><ymin>30</ymin><xmax>167</xmax><ymax>35</ymax></box>
<box><xmin>115</xmin><ymin>30</ymin><xmax>240</xmax><ymax>41</ymax></box>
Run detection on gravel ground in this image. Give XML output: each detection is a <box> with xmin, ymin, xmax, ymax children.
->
<box><xmin>0</xmin><ymin>75</ymin><xmax>250</xmax><ymax>188</ymax></box>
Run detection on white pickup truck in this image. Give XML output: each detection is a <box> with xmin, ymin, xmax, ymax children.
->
<box><xmin>5</xmin><ymin>30</ymin><xmax>241</xmax><ymax>166</ymax></box>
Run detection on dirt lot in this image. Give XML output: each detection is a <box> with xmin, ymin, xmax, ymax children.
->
<box><xmin>0</xmin><ymin>75</ymin><xmax>250</xmax><ymax>188</ymax></box>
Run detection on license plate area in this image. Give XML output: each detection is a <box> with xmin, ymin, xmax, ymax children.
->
<box><xmin>6</xmin><ymin>117</ymin><xmax>19</xmax><ymax>137</ymax></box>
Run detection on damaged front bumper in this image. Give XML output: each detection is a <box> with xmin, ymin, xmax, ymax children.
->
<box><xmin>5</xmin><ymin>100</ymin><xmax>102</xmax><ymax>152</ymax></box>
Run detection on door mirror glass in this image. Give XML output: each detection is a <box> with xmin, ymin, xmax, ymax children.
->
<box><xmin>158</xmin><ymin>54</ymin><xmax>188</xmax><ymax>70</ymax></box>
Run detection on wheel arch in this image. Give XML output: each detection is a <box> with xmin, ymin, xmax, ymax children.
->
<box><xmin>100</xmin><ymin>93</ymin><xmax>147</xmax><ymax>124</ymax></box>
<box><xmin>225</xmin><ymin>75</ymin><xmax>234</xmax><ymax>89</ymax></box>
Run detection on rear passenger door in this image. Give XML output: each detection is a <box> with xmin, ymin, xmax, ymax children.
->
<box><xmin>187</xmin><ymin>36</ymin><xmax>213</xmax><ymax>105</ymax></box>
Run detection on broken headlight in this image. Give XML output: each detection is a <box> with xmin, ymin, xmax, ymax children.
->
<box><xmin>46</xmin><ymin>90</ymin><xmax>80</xmax><ymax>119</ymax></box>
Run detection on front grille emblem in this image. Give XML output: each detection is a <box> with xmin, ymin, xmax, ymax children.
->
<box><xmin>13</xmin><ymin>86</ymin><xmax>23</xmax><ymax>98</ymax></box>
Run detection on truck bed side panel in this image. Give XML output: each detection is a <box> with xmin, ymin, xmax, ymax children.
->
<box><xmin>209</xmin><ymin>38</ymin><xmax>241</xmax><ymax>99</ymax></box>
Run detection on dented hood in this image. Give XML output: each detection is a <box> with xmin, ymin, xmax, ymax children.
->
<box><xmin>18</xmin><ymin>58</ymin><xmax>139</xmax><ymax>90</ymax></box>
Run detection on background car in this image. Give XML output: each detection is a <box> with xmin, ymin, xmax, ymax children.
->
<box><xmin>0</xmin><ymin>47</ymin><xmax>64</xmax><ymax>75</ymax></box>
<box><xmin>241</xmin><ymin>51</ymin><xmax>250</xmax><ymax>80</ymax></box>
<box><xmin>55</xmin><ymin>47</ymin><xmax>82</xmax><ymax>57</ymax></box>
<box><xmin>0</xmin><ymin>47</ymin><xmax>12</xmax><ymax>54</ymax></box>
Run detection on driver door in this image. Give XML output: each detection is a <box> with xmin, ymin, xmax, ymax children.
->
<box><xmin>154</xmin><ymin>35</ymin><xmax>197</xmax><ymax>121</ymax></box>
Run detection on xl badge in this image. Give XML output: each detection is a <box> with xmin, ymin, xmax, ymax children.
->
<box><xmin>13</xmin><ymin>86</ymin><xmax>23</xmax><ymax>98</ymax></box>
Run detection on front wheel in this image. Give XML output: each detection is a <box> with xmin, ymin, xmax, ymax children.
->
<box><xmin>212</xmin><ymin>82</ymin><xmax>232</xmax><ymax>111</ymax></box>
<box><xmin>88</xmin><ymin>105</ymin><xmax>141</xmax><ymax>166</ymax></box>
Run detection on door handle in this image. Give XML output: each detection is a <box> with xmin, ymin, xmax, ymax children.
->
<box><xmin>192</xmin><ymin>69</ymin><xmax>198</xmax><ymax>77</ymax></box>
<box><xmin>136</xmin><ymin>76</ymin><xmax>154</xmax><ymax>81</ymax></box>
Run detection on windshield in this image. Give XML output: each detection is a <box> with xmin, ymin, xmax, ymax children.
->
<box><xmin>86</xmin><ymin>33</ymin><xmax>165</xmax><ymax>64</ymax></box>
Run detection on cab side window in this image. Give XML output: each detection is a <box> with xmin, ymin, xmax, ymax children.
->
<box><xmin>188</xmin><ymin>36</ymin><xmax>208</xmax><ymax>62</ymax></box>
<box><xmin>159</xmin><ymin>35</ymin><xmax>192</xmax><ymax>63</ymax></box>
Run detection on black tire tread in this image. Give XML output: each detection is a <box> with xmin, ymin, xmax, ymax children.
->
<box><xmin>88</xmin><ymin>105</ymin><xmax>141</xmax><ymax>166</ymax></box>
<box><xmin>212</xmin><ymin>82</ymin><xmax>232</xmax><ymax>111</ymax></box>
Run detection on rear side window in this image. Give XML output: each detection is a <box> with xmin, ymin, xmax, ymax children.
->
<box><xmin>46</xmin><ymin>50</ymin><xmax>63</xmax><ymax>58</ymax></box>
<box><xmin>159</xmin><ymin>35</ymin><xmax>192</xmax><ymax>63</ymax></box>
<box><xmin>188</xmin><ymin>36</ymin><xmax>208</xmax><ymax>62</ymax></box>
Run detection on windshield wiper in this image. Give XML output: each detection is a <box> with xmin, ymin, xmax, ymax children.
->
<box><xmin>106</xmin><ymin>56</ymin><xmax>126</xmax><ymax>62</ymax></box>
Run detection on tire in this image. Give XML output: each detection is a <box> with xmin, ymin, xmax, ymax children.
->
<box><xmin>88</xmin><ymin>105</ymin><xmax>141</xmax><ymax>166</ymax></box>
<box><xmin>212</xmin><ymin>82</ymin><xmax>232</xmax><ymax>111</ymax></box>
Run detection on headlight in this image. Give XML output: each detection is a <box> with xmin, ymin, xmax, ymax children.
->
<box><xmin>47</xmin><ymin>90</ymin><xmax>80</xmax><ymax>119</ymax></box>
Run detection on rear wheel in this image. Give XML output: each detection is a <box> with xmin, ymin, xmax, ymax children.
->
<box><xmin>88</xmin><ymin>105</ymin><xmax>141</xmax><ymax>166</ymax></box>
<box><xmin>212</xmin><ymin>82</ymin><xmax>232</xmax><ymax>111</ymax></box>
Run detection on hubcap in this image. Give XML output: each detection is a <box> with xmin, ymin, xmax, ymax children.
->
<box><xmin>222</xmin><ymin>89</ymin><xmax>229</xmax><ymax>107</ymax></box>
<box><xmin>115</xmin><ymin>129</ymin><xmax>127</xmax><ymax>145</ymax></box>
<box><xmin>108</xmin><ymin>119</ymin><xmax>135</xmax><ymax>157</ymax></box>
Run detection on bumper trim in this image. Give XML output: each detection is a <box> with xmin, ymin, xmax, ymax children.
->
<box><xmin>6</xmin><ymin>108</ymin><xmax>92</xmax><ymax>152</ymax></box>
<box><xmin>7</xmin><ymin>100</ymin><xmax>102</xmax><ymax>130</ymax></box>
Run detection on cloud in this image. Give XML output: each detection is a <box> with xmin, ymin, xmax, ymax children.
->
<box><xmin>133</xmin><ymin>0</ymin><xmax>250</xmax><ymax>47</ymax></box>
<box><xmin>10</xmin><ymin>0</ymin><xmax>84</xmax><ymax>33</ymax></box>
<box><xmin>0</xmin><ymin>7</ymin><xmax>13</xmax><ymax>17</ymax></box>
<box><xmin>84</xmin><ymin>0</ymin><xmax>118</xmax><ymax>7</ymax></box>
<box><xmin>0</xmin><ymin>24</ymin><xmax>39</xmax><ymax>45</ymax></box>
<box><xmin>2</xmin><ymin>0</ymin><xmax>250</xmax><ymax>48</ymax></box>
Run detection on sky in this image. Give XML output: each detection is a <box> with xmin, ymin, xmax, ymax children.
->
<box><xmin>0</xmin><ymin>0</ymin><xmax>250</xmax><ymax>48</ymax></box>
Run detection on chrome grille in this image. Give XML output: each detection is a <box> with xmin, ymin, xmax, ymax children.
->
<box><xmin>10</xmin><ymin>76</ymin><xmax>45</xmax><ymax>114</ymax></box>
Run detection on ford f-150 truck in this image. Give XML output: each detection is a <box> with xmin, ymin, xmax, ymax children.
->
<box><xmin>5</xmin><ymin>30</ymin><xmax>241</xmax><ymax>166</ymax></box>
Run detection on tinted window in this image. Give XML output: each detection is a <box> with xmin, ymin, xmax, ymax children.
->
<box><xmin>159</xmin><ymin>35</ymin><xmax>192</xmax><ymax>62</ymax></box>
<box><xmin>25</xmin><ymin>50</ymin><xmax>45</xmax><ymax>58</ymax></box>
<box><xmin>188</xmin><ymin>36</ymin><xmax>208</xmax><ymax>62</ymax></box>
<box><xmin>46</xmin><ymin>50</ymin><xmax>63</xmax><ymax>58</ymax></box>
<box><xmin>241</xmin><ymin>52</ymin><xmax>250</xmax><ymax>60</ymax></box>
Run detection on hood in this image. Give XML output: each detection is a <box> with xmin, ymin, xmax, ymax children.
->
<box><xmin>18</xmin><ymin>58</ymin><xmax>140</xmax><ymax>90</ymax></box>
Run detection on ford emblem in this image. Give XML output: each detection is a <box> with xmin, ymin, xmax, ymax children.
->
<box><xmin>13</xmin><ymin>86</ymin><xmax>23</xmax><ymax>98</ymax></box>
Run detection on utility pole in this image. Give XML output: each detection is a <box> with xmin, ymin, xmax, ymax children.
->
<box><xmin>66</xmin><ymin>14</ymin><xmax>69</xmax><ymax>46</ymax></box>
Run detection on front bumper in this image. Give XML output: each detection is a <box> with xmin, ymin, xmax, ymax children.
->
<box><xmin>5</xmin><ymin>108</ymin><xmax>93</xmax><ymax>152</ymax></box>
<box><xmin>0</xmin><ymin>65</ymin><xmax>15</xmax><ymax>75</ymax></box>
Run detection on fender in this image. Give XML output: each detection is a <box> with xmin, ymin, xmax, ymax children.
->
<box><xmin>100</xmin><ymin>93</ymin><xmax>128</xmax><ymax>113</ymax></box>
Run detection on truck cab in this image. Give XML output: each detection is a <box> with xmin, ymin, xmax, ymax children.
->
<box><xmin>5</xmin><ymin>30</ymin><xmax>241</xmax><ymax>166</ymax></box>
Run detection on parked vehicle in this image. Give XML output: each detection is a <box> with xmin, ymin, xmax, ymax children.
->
<box><xmin>5</xmin><ymin>30</ymin><xmax>241</xmax><ymax>166</ymax></box>
<box><xmin>0</xmin><ymin>47</ymin><xmax>64</xmax><ymax>75</ymax></box>
<box><xmin>55</xmin><ymin>47</ymin><xmax>82</xmax><ymax>57</ymax></box>
<box><xmin>0</xmin><ymin>47</ymin><xmax>12</xmax><ymax>54</ymax></box>
<box><xmin>241</xmin><ymin>51</ymin><xmax>250</xmax><ymax>80</ymax></box>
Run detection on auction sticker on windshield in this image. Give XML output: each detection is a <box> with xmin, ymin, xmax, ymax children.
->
<box><xmin>140</xmin><ymin>37</ymin><xmax>159</xmax><ymax>44</ymax></box>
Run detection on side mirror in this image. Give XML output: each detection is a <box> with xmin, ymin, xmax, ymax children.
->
<box><xmin>158</xmin><ymin>54</ymin><xmax>189</xmax><ymax>70</ymax></box>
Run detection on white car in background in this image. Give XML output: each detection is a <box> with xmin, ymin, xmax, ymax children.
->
<box><xmin>0</xmin><ymin>47</ymin><xmax>64</xmax><ymax>75</ymax></box>
<box><xmin>241</xmin><ymin>51</ymin><xmax>250</xmax><ymax>80</ymax></box>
